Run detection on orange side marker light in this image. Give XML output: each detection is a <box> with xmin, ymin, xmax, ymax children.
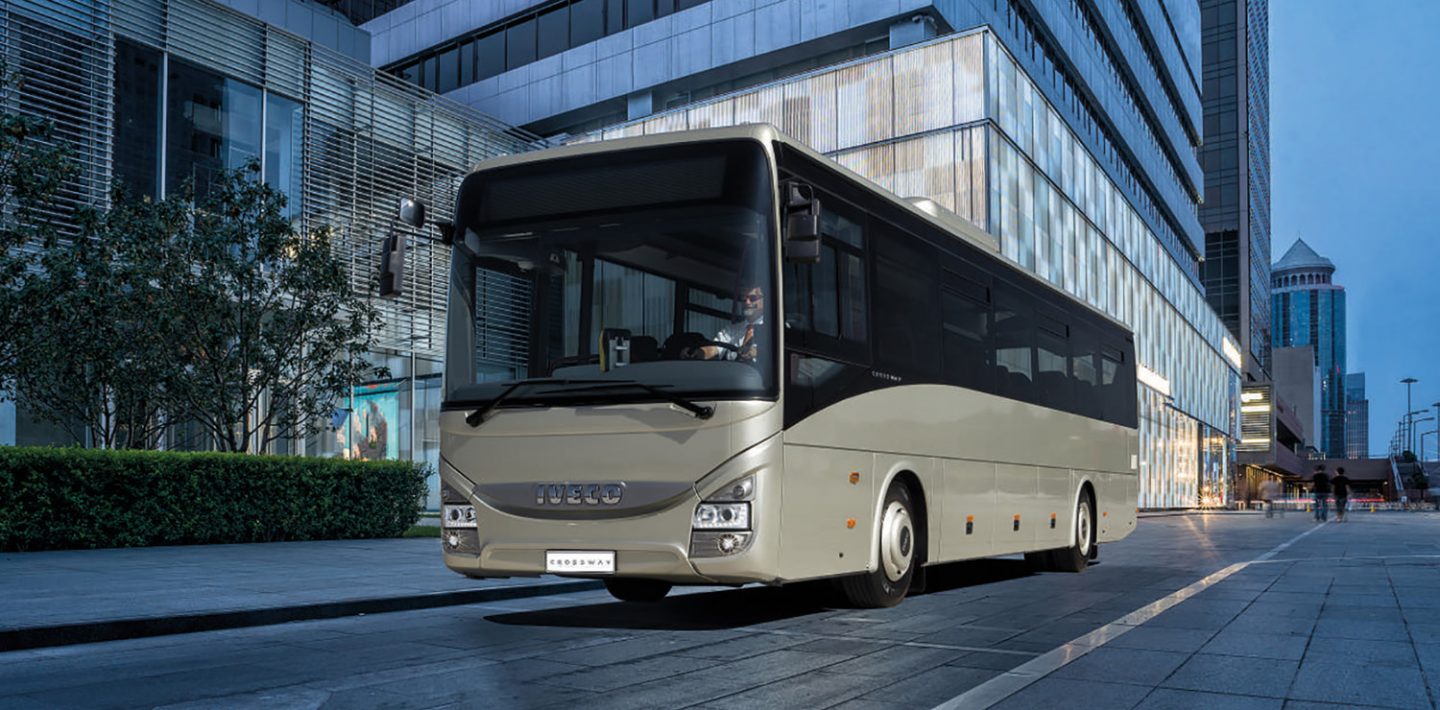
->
<box><xmin>846</xmin><ymin>518</ymin><xmax>856</xmax><ymax>529</ymax></box>
<box><xmin>849</xmin><ymin>472</ymin><xmax>860</xmax><ymax>485</ymax></box>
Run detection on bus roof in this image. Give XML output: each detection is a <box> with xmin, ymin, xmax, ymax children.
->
<box><xmin>470</xmin><ymin>124</ymin><xmax>1130</xmax><ymax>334</ymax></box>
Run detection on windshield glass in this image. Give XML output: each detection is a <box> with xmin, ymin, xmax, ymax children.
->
<box><xmin>444</xmin><ymin>140</ymin><xmax>777</xmax><ymax>409</ymax></box>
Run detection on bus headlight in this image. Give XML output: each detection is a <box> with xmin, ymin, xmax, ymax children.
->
<box><xmin>693</xmin><ymin>503</ymin><xmax>750</xmax><ymax>530</ymax></box>
<box><xmin>443</xmin><ymin>504</ymin><xmax>477</xmax><ymax>528</ymax></box>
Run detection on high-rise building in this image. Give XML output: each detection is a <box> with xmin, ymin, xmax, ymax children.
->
<box><xmin>0</xmin><ymin>0</ymin><xmax>532</xmax><ymax>506</ymax></box>
<box><xmin>1199</xmin><ymin>0</ymin><xmax>1270</xmax><ymax>381</ymax></box>
<box><xmin>1345</xmin><ymin>372</ymin><xmax>1369</xmax><ymax>459</ymax></box>
<box><xmin>1271</xmin><ymin>239</ymin><xmax>1346</xmax><ymax>457</ymax></box>
<box><xmin>366</xmin><ymin>0</ymin><xmax>1243</xmax><ymax>508</ymax></box>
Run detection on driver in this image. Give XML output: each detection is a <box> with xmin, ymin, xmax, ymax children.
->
<box><xmin>685</xmin><ymin>283</ymin><xmax>765</xmax><ymax>362</ymax></box>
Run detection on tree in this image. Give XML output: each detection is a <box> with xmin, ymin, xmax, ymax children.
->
<box><xmin>0</xmin><ymin>61</ymin><xmax>78</xmax><ymax>387</ymax></box>
<box><xmin>9</xmin><ymin>192</ymin><xmax>187</xmax><ymax>448</ymax></box>
<box><xmin>162</xmin><ymin>162</ymin><xmax>384</xmax><ymax>453</ymax></box>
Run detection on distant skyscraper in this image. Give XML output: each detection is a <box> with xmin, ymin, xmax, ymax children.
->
<box><xmin>1200</xmin><ymin>0</ymin><xmax>1270</xmax><ymax>382</ymax></box>
<box><xmin>1272</xmin><ymin>239</ymin><xmax>1346</xmax><ymax>457</ymax></box>
<box><xmin>1345</xmin><ymin>373</ymin><xmax>1368</xmax><ymax>459</ymax></box>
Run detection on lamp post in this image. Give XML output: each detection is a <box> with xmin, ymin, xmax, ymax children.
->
<box><xmin>1401</xmin><ymin>377</ymin><xmax>1419</xmax><ymax>455</ymax></box>
<box><xmin>1416</xmin><ymin>418</ymin><xmax>1436</xmax><ymax>461</ymax></box>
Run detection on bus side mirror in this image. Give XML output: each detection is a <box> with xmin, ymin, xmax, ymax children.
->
<box><xmin>600</xmin><ymin>328</ymin><xmax>631</xmax><ymax>372</ymax></box>
<box><xmin>378</xmin><ymin>232</ymin><xmax>406</xmax><ymax>298</ymax></box>
<box><xmin>784</xmin><ymin>184</ymin><xmax>822</xmax><ymax>264</ymax></box>
<box><xmin>398</xmin><ymin>197</ymin><xmax>426</xmax><ymax>228</ymax></box>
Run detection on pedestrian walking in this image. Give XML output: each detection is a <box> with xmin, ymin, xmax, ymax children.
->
<box><xmin>1332</xmin><ymin>466</ymin><xmax>1351</xmax><ymax>522</ymax></box>
<box><xmin>1260</xmin><ymin>478</ymin><xmax>1283</xmax><ymax>518</ymax></box>
<box><xmin>1312</xmin><ymin>464</ymin><xmax>1331</xmax><ymax>522</ymax></box>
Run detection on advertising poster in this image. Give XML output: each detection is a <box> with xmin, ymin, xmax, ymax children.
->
<box><xmin>341</xmin><ymin>383</ymin><xmax>400</xmax><ymax>461</ymax></box>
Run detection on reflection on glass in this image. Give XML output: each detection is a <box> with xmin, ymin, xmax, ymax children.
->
<box><xmin>264</xmin><ymin>93</ymin><xmax>303</xmax><ymax>217</ymax></box>
<box><xmin>114</xmin><ymin>39</ymin><xmax>162</xmax><ymax>199</ymax></box>
<box><xmin>166</xmin><ymin>59</ymin><xmax>261</xmax><ymax>198</ymax></box>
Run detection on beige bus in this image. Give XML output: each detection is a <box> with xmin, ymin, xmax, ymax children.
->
<box><xmin>431</xmin><ymin>125</ymin><xmax>1138</xmax><ymax>608</ymax></box>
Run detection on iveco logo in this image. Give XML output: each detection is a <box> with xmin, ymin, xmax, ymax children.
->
<box><xmin>535</xmin><ymin>483</ymin><xmax>624</xmax><ymax>506</ymax></box>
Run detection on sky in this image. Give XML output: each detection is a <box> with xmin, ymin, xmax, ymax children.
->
<box><xmin>1270</xmin><ymin>0</ymin><xmax>1440</xmax><ymax>457</ymax></box>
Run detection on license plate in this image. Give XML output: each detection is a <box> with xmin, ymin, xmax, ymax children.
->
<box><xmin>545</xmin><ymin>551</ymin><xmax>615</xmax><ymax>574</ymax></box>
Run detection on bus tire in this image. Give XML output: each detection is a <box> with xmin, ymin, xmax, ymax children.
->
<box><xmin>839</xmin><ymin>481</ymin><xmax>918</xmax><ymax>608</ymax></box>
<box><xmin>1051</xmin><ymin>489</ymin><xmax>1095</xmax><ymax>573</ymax></box>
<box><xmin>604</xmin><ymin>578</ymin><xmax>672</xmax><ymax>602</ymax></box>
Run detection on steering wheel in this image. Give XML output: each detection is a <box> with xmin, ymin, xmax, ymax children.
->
<box><xmin>682</xmin><ymin>339</ymin><xmax>745</xmax><ymax>360</ymax></box>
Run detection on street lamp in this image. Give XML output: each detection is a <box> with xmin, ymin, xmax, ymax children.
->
<box><xmin>1416</xmin><ymin>418</ymin><xmax>1436</xmax><ymax>461</ymax></box>
<box><xmin>1401</xmin><ymin>377</ymin><xmax>1419</xmax><ymax>454</ymax></box>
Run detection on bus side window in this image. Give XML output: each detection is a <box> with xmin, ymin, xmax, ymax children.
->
<box><xmin>873</xmin><ymin>236</ymin><xmax>940</xmax><ymax>379</ymax></box>
<box><xmin>1035</xmin><ymin>313</ymin><xmax>1071</xmax><ymax>412</ymax></box>
<box><xmin>784</xmin><ymin>194</ymin><xmax>867</xmax><ymax>362</ymax></box>
<box><xmin>992</xmin><ymin>286</ymin><xmax>1034</xmax><ymax>401</ymax></box>
<box><xmin>1100</xmin><ymin>345</ymin><xmax>1125</xmax><ymax>425</ymax></box>
<box><xmin>940</xmin><ymin>270</ymin><xmax>990</xmax><ymax>392</ymax></box>
<box><xmin>1070</xmin><ymin>331</ymin><xmax>1101</xmax><ymax>419</ymax></box>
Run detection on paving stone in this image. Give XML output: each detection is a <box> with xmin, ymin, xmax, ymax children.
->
<box><xmin>1302</xmin><ymin>637</ymin><xmax>1418</xmax><ymax>668</ymax></box>
<box><xmin>1161</xmin><ymin>654</ymin><xmax>1299</xmax><ymax>698</ymax></box>
<box><xmin>1287</xmin><ymin>658</ymin><xmax>1432</xmax><ymax>709</ymax></box>
<box><xmin>1134</xmin><ymin>688</ymin><xmax>1283</xmax><ymax>710</ymax></box>
<box><xmin>989</xmin><ymin>677</ymin><xmax>1151</xmax><ymax>710</ymax></box>
<box><xmin>1200</xmin><ymin>628</ymin><xmax>1310</xmax><ymax>661</ymax></box>
<box><xmin>1050</xmin><ymin>647</ymin><xmax>1190</xmax><ymax>686</ymax></box>
<box><xmin>1106</xmin><ymin>626</ymin><xmax>1217</xmax><ymax>653</ymax></box>
<box><xmin>1311</xmin><ymin>618</ymin><xmax>1410</xmax><ymax>642</ymax></box>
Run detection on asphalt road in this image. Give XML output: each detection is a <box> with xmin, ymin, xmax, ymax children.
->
<box><xmin>4</xmin><ymin>512</ymin><xmax>1439</xmax><ymax>709</ymax></box>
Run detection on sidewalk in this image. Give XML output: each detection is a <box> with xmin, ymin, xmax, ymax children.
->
<box><xmin>0</xmin><ymin>538</ymin><xmax>598</xmax><ymax>651</ymax></box>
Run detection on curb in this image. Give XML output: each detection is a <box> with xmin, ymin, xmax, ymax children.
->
<box><xmin>0</xmin><ymin>579</ymin><xmax>604</xmax><ymax>653</ymax></box>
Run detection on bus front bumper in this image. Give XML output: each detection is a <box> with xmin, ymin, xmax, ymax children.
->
<box><xmin>440</xmin><ymin>479</ymin><xmax>780</xmax><ymax>586</ymax></box>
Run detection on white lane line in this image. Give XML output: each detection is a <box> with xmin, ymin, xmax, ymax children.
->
<box><xmin>929</xmin><ymin>522</ymin><xmax>1328</xmax><ymax>710</ymax></box>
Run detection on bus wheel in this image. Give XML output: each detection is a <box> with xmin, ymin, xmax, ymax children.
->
<box><xmin>1051</xmin><ymin>489</ymin><xmax>1095</xmax><ymax>573</ymax></box>
<box><xmin>840</xmin><ymin>481</ymin><xmax>918</xmax><ymax>608</ymax></box>
<box><xmin>604</xmin><ymin>578</ymin><xmax>672</xmax><ymax>602</ymax></box>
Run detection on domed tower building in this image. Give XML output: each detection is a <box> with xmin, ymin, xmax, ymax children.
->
<box><xmin>1271</xmin><ymin>239</ymin><xmax>1346</xmax><ymax>457</ymax></box>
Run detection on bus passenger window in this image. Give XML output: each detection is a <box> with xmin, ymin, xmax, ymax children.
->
<box><xmin>1035</xmin><ymin>319</ymin><xmax>1069</xmax><ymax>410</ymax></box>
<box><xmin>993</xmin><ymin>290</ymin><xmax>1033</xmax><ymax>400</ymax></box>
<box><xmin>941</xmin><ymin>288</ymin><xmax>989</xmax><ymax>390</ymax></box>
<box><xmin>1100</xmin><ymin>346</ymin><xmax>1125</xmax><ymax>424</ymax></box>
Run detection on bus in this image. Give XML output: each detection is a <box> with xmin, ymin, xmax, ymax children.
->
<box><xmin>427</xmin><ymin>124</ymin><xmax>1138</xmax><ymax>608</ymax></box>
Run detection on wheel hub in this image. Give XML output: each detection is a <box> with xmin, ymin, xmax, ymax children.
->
<box><xmin>880</xmin><ymin>501</ymin><xmax>914</xmax><ymax>582</ymax></box>
<box><xmin>1077</xmin><ymin>503</ymin><xmax>1091</xmax><ymax>556</ymax></box>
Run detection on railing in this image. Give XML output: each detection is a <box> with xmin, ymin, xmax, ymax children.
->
<box><xmin>1390</xmin><ymin>454</ymin><xmax>1409</xmax><ymax>502</ymax></box>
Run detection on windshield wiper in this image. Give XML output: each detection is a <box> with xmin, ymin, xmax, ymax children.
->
<box><xmin>465</xmin><ymin>378</ymin><xmax>610</xmax><ymax>428</ymax></box>
<box><xmin>533</xmin><ymin>380</ymin><xmax>714</xmax><ymax>420</ymax></box>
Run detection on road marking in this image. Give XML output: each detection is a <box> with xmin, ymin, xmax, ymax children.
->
<box><xmin>929</xmin><ymin>522</ymin><xmax>1329</xmax><ymax>710</ymax></box>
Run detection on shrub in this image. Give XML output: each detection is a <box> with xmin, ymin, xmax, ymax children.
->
<box><xmin>0</xmin><ymin>446</ymin><xmax>428</xmax><ymax>551</ymax></box>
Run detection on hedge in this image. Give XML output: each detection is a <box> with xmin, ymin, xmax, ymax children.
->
<box><xmin>0</xmin><ymin>446</ymin><xmax>429</xmax><ymax>551</ymax></box>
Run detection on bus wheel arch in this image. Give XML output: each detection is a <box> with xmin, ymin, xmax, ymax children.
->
<box><xmin>1052</xmin><ymin>483</ymin><xmax>1096</xmax><ymax>573</ymax></box>
<box><xmin>840</xmin><ymin>471</ymin><xmax>926</xmax><ymax>608</ymax></box>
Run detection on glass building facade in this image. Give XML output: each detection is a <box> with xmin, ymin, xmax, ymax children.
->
<box><xmin>0</xmin><ymin>0</ymin><xmax>533</xmax><ymax>505</ymax></box>
<box><xmin>1199</xmin><ymin>0</ymin><xmax>1271</xmax><ymax>380</ymax></box>
<box><xmin>572</xmin><ymin>30</ymin><xmax>1241</xmax><ymax>509</ymax></box>
<box><xmin>1345</xmin><ymin>372</ymin><xmax>1369</xmax><ymax>459</ymax></box>
<box><xmin>1271</xmin><ymin>239</ymin><xmax>1346</xmax><ymax>458</ymax></box>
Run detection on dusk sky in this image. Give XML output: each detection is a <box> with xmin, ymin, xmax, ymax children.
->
<box><xmin>1270</xmin><ymin>0</ymin><xmax>1440</xmax><ymax>457</ymax></box>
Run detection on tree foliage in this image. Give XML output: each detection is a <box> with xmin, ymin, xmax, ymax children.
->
<box><xmin>0</xmin><ymin>61</ymin><xmax>78</xmax><ymax>383</ymax></box>
<box><xmin>10</xmin><ymin>193</ymin><xmax>186</xmax><ymax>448</ymax></box>
<box><xmin>162</xmin><ymin>163</ymin><xmax>385</xmax><ymax>453</ymax></box>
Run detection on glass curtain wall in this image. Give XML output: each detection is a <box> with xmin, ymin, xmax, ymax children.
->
<box><xmin>570</xmin><ymin>29</ymin><xmax>1240</xmax><ymax>508</ymax></box>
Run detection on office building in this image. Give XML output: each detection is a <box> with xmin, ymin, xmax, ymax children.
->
<box><xmin>1271</xmin><ymin>238</ymin><xmax>1346</xmax><ymax>457</ymax></box>
<box><xmin>0</xmin><ymin>0</ymin><xmax>533</xmax><ymax>504</ymax></box>
<box><xmin>1345</xmin><ymin>372</ymin><xmax>1368</xmax><ymax>459</ymax></box>
<box><xmin>366</xmin><ymin>1</ymin><xmax>1242</xmax><ymax>508</ymax></box>
<box><xmin>1199</xmin><ymin>0</ymin><xmax>1270</xmax><ymax>381</ymax></box>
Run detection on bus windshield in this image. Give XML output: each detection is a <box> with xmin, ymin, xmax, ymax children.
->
<box><xmin>445</xmin><ymin>140</ymin><xmax>777</xmax><ymax>410</ymax></box>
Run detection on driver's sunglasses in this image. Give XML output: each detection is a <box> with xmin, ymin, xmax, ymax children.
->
<box><xmin>741</xmin><ymin>292</ymin><xmax>764</xmax><ymax>303</ymax></box>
